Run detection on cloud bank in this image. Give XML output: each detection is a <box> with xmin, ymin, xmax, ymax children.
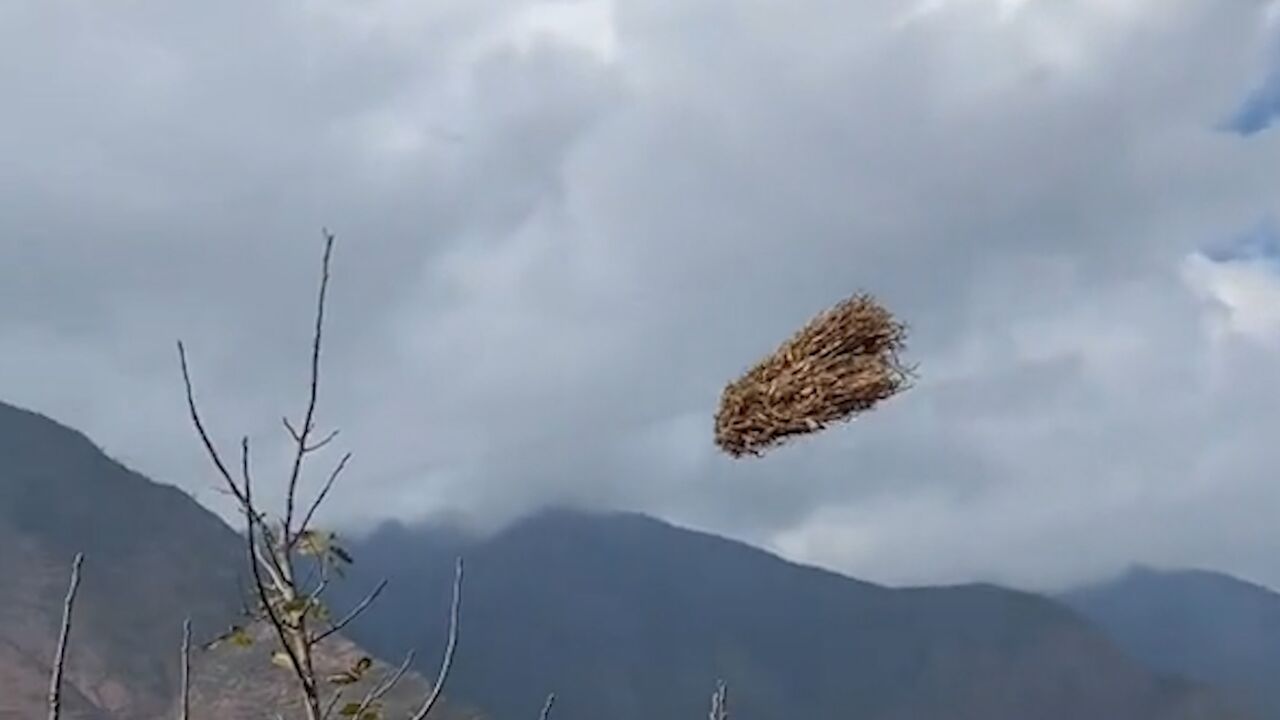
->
<box><xmin>4</xmin><ymin>0</ymin><xmax>1280</xmax><ymax>590</ymax></box>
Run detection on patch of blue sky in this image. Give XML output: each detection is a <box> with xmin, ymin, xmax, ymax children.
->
<box><xmin>1225</xmin><ymin>80</ymin><xmax>1280</xmax><ymax>135</ymax></box>
<box><xmin>1201</xmin><ymin>219</ymin><xmax>1280</xmax><ymax>267</ymax></box>
<box><xmin>1222</xmin><ymin>31</ymin><xmax>1280</xmax><ymax>136</ymax></box>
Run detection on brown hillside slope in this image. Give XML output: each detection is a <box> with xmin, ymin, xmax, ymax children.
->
<box><xmin>0</xmin><ymin>400</ymin><xmax>471</xmax><ymax>719</ymax></box>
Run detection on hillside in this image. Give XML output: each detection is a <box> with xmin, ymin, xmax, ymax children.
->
<box><xmin>0</xmin><ymin>400</ymin><xmax>468</xmax><ymax>720</ymax></box>
<box><xmin>1063</xmin><ymin>565</ymin><xmax>1280</xmax><ymax>719</ymax></box>
<box><xmin>334</xmin><ymin>509</ymin><xmax>1253</xmax><ymax>720</ymax></box>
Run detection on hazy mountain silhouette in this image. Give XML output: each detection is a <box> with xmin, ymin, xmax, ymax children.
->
<box><xmin>3</xmin><ymin>395</ymin><xmax>1267</xmax><ymax>720</ymax></box>
<box><xmin>1063</xmin><ymin>564</ymin><xmax>1280</xmax><ymax>719</ymax></box>
<box><xmin>334</xmin><ymin>509</ymin><xmax>1252</xmax><ymax>720</ymax></box>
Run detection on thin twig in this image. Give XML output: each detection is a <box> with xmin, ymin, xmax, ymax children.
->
<box><xmin>177</xmin><ymin>342</ymin><xmax>245</xmax><ymax>505</ymax></box>
<box><xmin>539</xmin><ymin>693</ymin><xmax>556</xmax><ymax>720</ymax></box>
<box><xmin>311</xmin><ymin>578</ymin><xmax>388</xmax><ymax>647</ymax></box>
<box><xmin>237</xmin><ymin>437</ymin><xmax>289</xmax><ymax>597</ymax></box>
<box><xmin>284</xmin><ymin>230</ymin><xmax>336</xmax><ymax>546</ymax></box>
<box><xmin>47</xmin><ymin>553</ymin><xmax>83</xmax><ymax>720</ymax></box>
<box><xmin>295</xmin><ymin>452</ymin><xmax>352</xmax><ymax>542</ymax></box>
<box><xmin>304</xmin><ymin>565</ymin><xmax>330</xmax><ymax>608</ymax></box>
<box><xmin>343</xmin><ymin>650</ymin><xmax>417</xmax><ymax>720</ymax></box>
<box><xmin>320</xmin><ymin>688</ymin><xmax>345</xmax><ymax>720</ymax></box>
<box><xmin>179</xmin><ymin>618</ymin><xmax>192</xmax><ymax>720</ymax></box>
<box><xmin>709</xmin><ymin>680</ymin><xmax>728</xmax><ymax>720</ymax></box>
<box><xmin>305</xmin><ymin>428</ymin><xmax>341</xmax><ymax>454</ymax></box>
<box><xmin>409</xmin><ymin>557</ymin><xmax>464</xmax><ymax>720</ymax></box>
<box><xmin>238</xmin><ymin>438</ymin><xmax>289</xmax><ymax>594</ymax></box>
<box><xmin>283</xmin><ymin>420</ymin><xmax>340</xmax><ymax>454</ymax></box>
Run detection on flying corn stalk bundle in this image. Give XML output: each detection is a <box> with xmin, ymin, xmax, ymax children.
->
<box><xmin>714</xmin><ymin>292</ymin><xmax>914</xmax><ymax>458</ymax></box>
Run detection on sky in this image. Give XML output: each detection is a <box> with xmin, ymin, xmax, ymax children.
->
<box><xmin>5</xmin><ymin>0</ymin><xmax>1280</xmax><ymax>593</ymax></box>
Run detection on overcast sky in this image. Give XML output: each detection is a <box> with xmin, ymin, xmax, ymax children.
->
<box><xmin>5</xmin><ymin>0</ymin><xmax>1280</xmax><ymax>592</ymax></box>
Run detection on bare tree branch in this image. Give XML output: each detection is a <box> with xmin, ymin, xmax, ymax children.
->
<box><xmin>255</xmin><ymin>543</ymin><xmax>291</xmax><ymax>600</ymax></box>
<box><xmin>238</xmin><ymin>437</ymin><xmax>291</xmax><ymax>595</ymax></box>
<box><xmin>177</xmin><ymin>342</ymin><xmax>245</xmax><ymax>505</ymax></box>
<box><xmin>338</xmin><ymin>650</ymin><xmax>417</xmax><ymax>720</ymax></box>
<box><xmin>709</xmin><ymin>680</ymin><xmax>728</xmax><ymax>720</ymax></box>
<box><xmin>283</xmin><ymin>419</ymin><xmax>341</xmax><ymax>454</ymax></box>
<box><xmin>539</xmin><ymin>693</ymin><xmax>556</xmax><ymax>720</ymax></box>
<box><xmin>319</xmin><ymin>688</ymin><xmax>345</xmax><ymax>720</ymax></box>
<box><xmin>47</xmin><ymin>553</ymin><xmax>83</xmax><ymax>720</ymax></box>
<box><xmin>409</xmin><ymin>557</ymin><xmax>464</xmax><ymax>720</ymax></box>
<box><xmin>305</xmin><ymin>428</ymin><xmax>341</xmax><ymax>454</ymax></box>
<box><xmin>179</xmin><ymin>618</ymin><xmax>192</xmax><ymax>720</ymax></box>
<box><xmin>284</xmin><ymin>230</ymin><xmax>336</xmax><ymax>546</ymax></box>
<box><xmin>311</xmin><ymin>578</ymin><xmax>387</xmax><ymax>647</ymax></box>
<box><xmin>241</xmin><ymin>441</ymin><xmax>319</xmax><ymax>718</ymax></box>
<box><xmin>295</xmin><ymin>452</ymin><xmax>352</xmax><ymax>542</ymax></box>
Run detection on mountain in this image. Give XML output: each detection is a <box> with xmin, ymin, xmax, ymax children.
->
<box><xmin>1062</xmin><ymin>565</ymin><xmax>1280</xmax><ymax>719</ymax></box>
<box><xmin>0</xmin><ymin>400</ymin><xmax>469</xmax><ymax>719</ymax></box>
<box><xmin>333</xmin><ymin>509</ymin><xmax>1253</xmax><ymax>720</ymax></box>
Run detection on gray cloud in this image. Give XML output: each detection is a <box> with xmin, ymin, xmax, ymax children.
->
<box><xmin>5</xmin><ymin>0</ymin><xmax>1280</xmax><ymax>591</ymax></box>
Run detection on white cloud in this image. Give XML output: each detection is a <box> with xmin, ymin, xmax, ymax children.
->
<box><xmin>1183</xmin><ymin>251</ymin><xmax>1280</xmax><ymax>346</ymax></box>
<box><xmin>500</xmin><ymin>0</ymin><xmax>619</xmax><ymax>61</ymax></box>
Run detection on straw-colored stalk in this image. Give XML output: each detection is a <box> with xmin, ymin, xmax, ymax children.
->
<box><xmin>715</xmin><ymin>293</ymin><xmax>913</xmax><ymax>458</ymax></box>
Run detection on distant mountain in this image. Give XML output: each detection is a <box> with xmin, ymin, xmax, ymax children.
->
<box><xmin>0</xmin><ymin>400</ymin><xmax>468</xmax><ymax>719</ymax></box>
<box><xmin>333</xmin><ymin>509</ymin><xmax>1252</xmax><ymax>720</ymax></box>
<box><xmin>1062</xmin><ymin>565</ymin><xmax>1280</xmax><ymax>719</ymax></box>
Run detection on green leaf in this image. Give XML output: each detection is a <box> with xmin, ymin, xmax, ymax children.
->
<box><xmin>228</xmin><ymin>625</ymin><xmax>254</xmax><ymax>648</ymax></box>
<box><xmin>338</xmin><ymin>703</ymin><xmax>382</xmax><ymax>720</ymax></box>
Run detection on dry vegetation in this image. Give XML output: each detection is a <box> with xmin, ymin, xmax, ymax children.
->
<box><xmin>715</xmin><ymin>293</ymin><xmax>913</xmax><ymax>458</ymax></box>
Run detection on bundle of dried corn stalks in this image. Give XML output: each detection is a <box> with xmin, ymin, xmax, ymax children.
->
<box><xmin>715</xmin><ymin>293</ymin><xmax>913</xmax><ymax>458</ymax></box>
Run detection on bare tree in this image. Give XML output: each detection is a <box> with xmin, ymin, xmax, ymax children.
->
<box><xmin>178</xmin><ymin>231</ymin><xmax>462</xmax><ymax>720</ymax></box>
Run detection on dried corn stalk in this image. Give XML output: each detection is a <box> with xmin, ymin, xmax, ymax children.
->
<box><xmin>715</xmin><ymin>293</ymin><xmax>913</xmax><ymax>458</ymax></box>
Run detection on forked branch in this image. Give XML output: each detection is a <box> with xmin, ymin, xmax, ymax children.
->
<box><xmin>284</xmin><ymin>230</ymin><xmax>337</xmax><ymax>548</ymax></box>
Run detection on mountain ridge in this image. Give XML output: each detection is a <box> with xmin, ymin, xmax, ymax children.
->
<box><xmin>334</xmin><ymin>507</ymin><xmax>1254</xmax><ymax>720</ymax></box>
<box><xmin>2</xmin><ymin>395</ymin><xmax>1268</xmax><ymax>720</ymax></box>
<box><xmin>1062</xmin><ymin>563</ymin><xmax>1280</xmax><ymax>719</ymax></box>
